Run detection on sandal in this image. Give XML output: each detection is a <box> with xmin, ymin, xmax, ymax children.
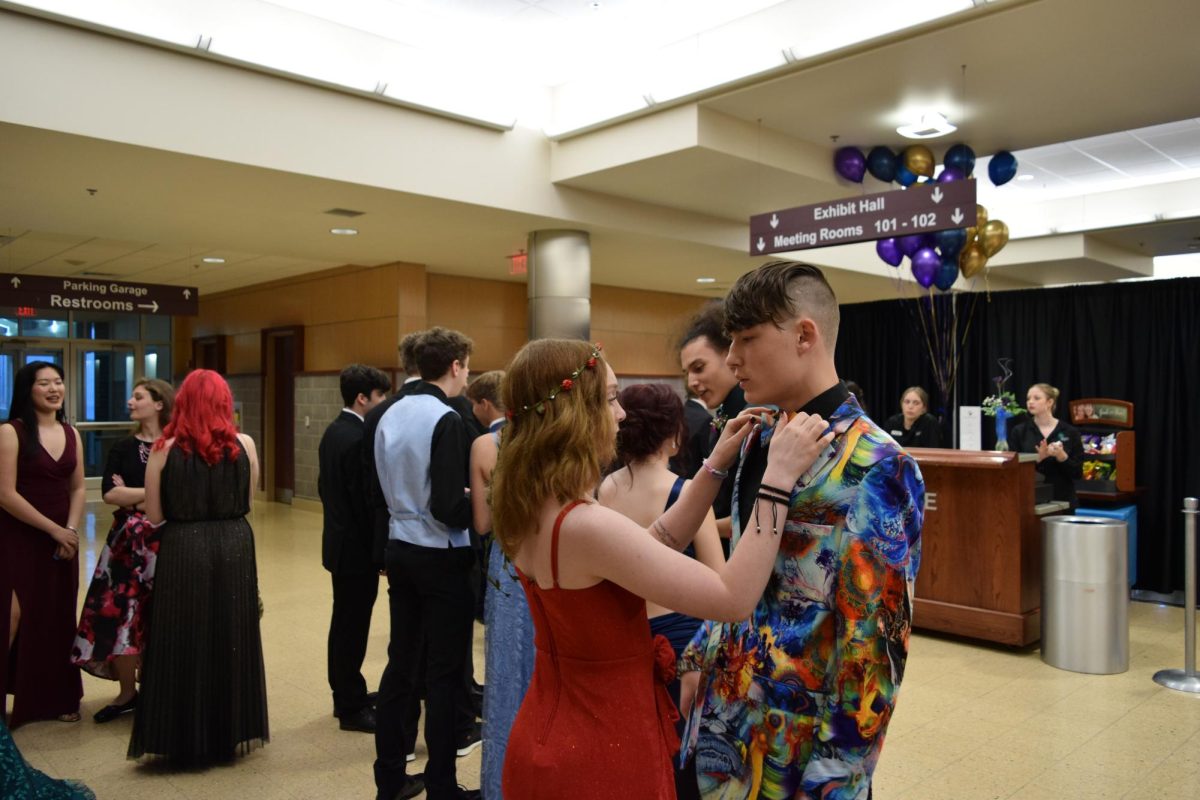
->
<box><xmin>57</xmin><ymin>712</ymin><xmax>82</xmax><ymax>723</ymax></box>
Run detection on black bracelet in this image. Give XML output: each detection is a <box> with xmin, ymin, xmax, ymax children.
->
<box><xmin>755</xmin><ymin>491</ymin><xmax>791</xmax><ymax>506</ymax></box>
<box><xmin>759</xmin><ymin>483</ymin><xmax>793</xmax><ymax>499</ymax></box>
<box><xmin>753</xmin><ymin>492</ymin><xmax>789</xmax><ymax>535</ymax></box>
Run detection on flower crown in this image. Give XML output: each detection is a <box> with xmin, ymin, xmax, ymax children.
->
<box><xmin>507</xmin><ymin>342</ymin><xmax>603</xmax><ymax>419</ymax></box>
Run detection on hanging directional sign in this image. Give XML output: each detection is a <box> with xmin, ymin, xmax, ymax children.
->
<box><xmin>749</xmin><ymin>180</ymin><xmax>978</xmax><ymax>256</ymax></box>
<box><xmin>1</xmin><ymin>274</ymin><xmax>199</xmax><ymax>316</ymax></box>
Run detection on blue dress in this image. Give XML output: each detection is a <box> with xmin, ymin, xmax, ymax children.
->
<box><xmin>482</xmin><ymin>537</ymin><xmax>536</xmax><ymax>799</ymax></box>
<box><xmin>1</xmin><ymin>718</ymin><xmax>95</xmax><ymax>798</ymax></box>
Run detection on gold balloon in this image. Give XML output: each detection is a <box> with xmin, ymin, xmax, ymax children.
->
<box><xmin>975</xmin><ymin>204</ymin><xmax>989</xmax><ymax>229</ymax></box>
<box><xmin>903</xmin><ymin>145</ymin><xmax>935</xmax><ymax>178</ymax></box>
<box><xmin>959</xmin><ymin>243</ymin><xmax>987</xmax><ymax>278</ymax></box>
<box><xmin>979</xmin><ymin>219</ymin><xmax>1010</xmax><ymax>257</ymax></box>
<box><xmin>965</xmin><ymin>225</ymin><xmax>978</xmax><ymax>243</ymax></box>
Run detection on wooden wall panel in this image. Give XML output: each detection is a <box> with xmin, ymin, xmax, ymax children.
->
<box><xmin>178</xmin><ymin>265</ymin><xmax>710</xmax><ymax>377</ymax></box>
<box><xmin>592</xmin><ymin>285</ymin><xmax>709</xmax><ymax>376</ymax></box>
<box><xmin>426</xmin><ymin>275</ymin><xmax>527</xmax><ymax>372</ymax></box>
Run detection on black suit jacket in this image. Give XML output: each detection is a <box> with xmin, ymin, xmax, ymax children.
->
<box><xmin>671</xmin><ymin>398</ymin><xmax>713</xmax><ymax>477</ymax></box>
<box><xmin>319</xmin><ymin>410</ymin><xmax>374</xmax><ymax>575</ymax></box>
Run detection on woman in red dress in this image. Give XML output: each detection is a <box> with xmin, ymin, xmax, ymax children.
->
<box><xmin>491</xmin><ymin>340</ymin><xmax>832</xmax><ymax>799</ymax></box>
<box><xmin>0</xmin><ymin>361</ymin><xmax>86</xmax><ymax>728</ymax></box>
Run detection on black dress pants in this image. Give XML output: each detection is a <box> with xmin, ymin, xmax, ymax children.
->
<box><xmin>327</xmin><ymin>572</ymin><xmax>379</xmax><ymax>718</ymax></box>
<box><xmin>375</xmin><ymin>541</ymin><xmax>475</xmax><ymax>800</ymax></box>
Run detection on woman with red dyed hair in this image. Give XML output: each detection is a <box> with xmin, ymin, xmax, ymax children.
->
<box><xmin>127</xmin><ymin>369</ymin><xmax>267</xmax><ymax>766</ymax></box>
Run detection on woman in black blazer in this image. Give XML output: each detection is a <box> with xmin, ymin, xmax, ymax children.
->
<box><xmin>883</xmin><ymin>386</ymin><xmax>942</xmax><ymax>448</ymax></box>
<box><xmin>1008</xmin><ymin>383</ymin><xmax>1084</xmax><ymax>509</ymax></box>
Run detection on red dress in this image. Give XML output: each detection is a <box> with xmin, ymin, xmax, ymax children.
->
<box><xmin>0</xmin><ymin>421</ymin><xmax>83</xmax><ymax>728</ymax></box>
<box><xmin>503</xmin><ymin>501</ymin><xmax>679</xmax><ymax>800</ymax></box>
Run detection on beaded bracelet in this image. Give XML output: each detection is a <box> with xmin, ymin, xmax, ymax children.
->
<box><xmin>701</xmin><ymin>458</ymin><xmax>729</xmax><ymax>480</ymax></box>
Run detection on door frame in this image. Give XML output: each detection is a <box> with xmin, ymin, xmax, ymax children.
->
<box><xmin>261</xmin><ymin>326</ymin><xmax>304</xmax><ymax>503</ymax></box>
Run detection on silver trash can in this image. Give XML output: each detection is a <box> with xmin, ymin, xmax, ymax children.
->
<box><xmin>1042</xmin><ymin>516</ymin><xmax>1129</xmax><ymax>674</ymax></box>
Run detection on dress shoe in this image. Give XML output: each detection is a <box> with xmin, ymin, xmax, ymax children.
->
<box><xmin>367</xmin><ymin>690</ymin><xmax>379</xmax><ymax>705</ymax></box>
<box><xmin>388</xmin><ymin>773</ymin><xmax>424</xmax><ymax>800</ymax></box>
<box><xmin>339</xmin><ymin>705</ymin><xmax>377</xmax><ymax>733</ymax></box>
<box><xmin>93</xmin><ymin>694</ymin><xmax>137</xmax><ymax>724</ymax></box>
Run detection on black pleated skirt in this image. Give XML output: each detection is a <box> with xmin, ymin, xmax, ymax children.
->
<box><xmin>127</xmin><ymin>517</ymin><xmax>268</xmax><ymax>765</ymax></box>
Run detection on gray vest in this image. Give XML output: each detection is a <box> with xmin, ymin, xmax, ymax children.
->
<box><xmin>375</xmin><ymin>393</ymin><xmax>470</xmax><ymax>549</ymax></box>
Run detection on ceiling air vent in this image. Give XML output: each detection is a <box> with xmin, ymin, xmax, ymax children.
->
<box><xmin>325</xmin><ymin>208</ymin><xmax>366</xmax><ymax>218</ymax></box>
<box><xmin>65</xmin><ymin>259</ymin><xmax>87</xmax><ymax>267</ymax></box>
<box><xmin>81</xmin><ymin>270</ymin><xmax>117</xmax><ymax>276</ymax></box>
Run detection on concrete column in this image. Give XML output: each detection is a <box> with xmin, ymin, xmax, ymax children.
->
<box><xmin>527</xmin><ymin>230</ymin><xmax>590</xmax><ymax>341</ymax></box>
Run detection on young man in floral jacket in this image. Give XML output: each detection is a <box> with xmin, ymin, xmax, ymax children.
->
<box><xmin>680</xmin><ymin>261</ymin><xmax>925</xmax><ymax>800</ymax></box>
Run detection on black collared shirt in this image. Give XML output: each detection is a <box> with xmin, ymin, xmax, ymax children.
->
<box><xmin>735</xmin><ymin>382</ymin><xmax>850</xmax><ymax>533</ymax></box>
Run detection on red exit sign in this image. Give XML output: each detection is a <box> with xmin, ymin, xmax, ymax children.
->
<box><xmin>16</xmin><ymin>306</ymin><xmax>36</xmax><ymax>317</ymax></box>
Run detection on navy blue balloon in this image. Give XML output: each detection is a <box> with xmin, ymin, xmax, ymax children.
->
<box><xmin>895</xmin><ymin>163</ymin><xmax>918</xmax><ymax>187</ymax></box>
<box><xmin>934</xmin><ymin>256</ymin><xmax>959</xmax><ymax>291</ymax></box>
<box><xmin>989</xmin><ymin>150</ymin><xmax>1018</xmax><ymax>186</ymax></box>
<box><xmin>934</xmin><ymin>227</ymin><xmax>968</xmax><ymax>258</ymax></box>
<box><xmin>866</xmin><ymin>146</ymin><xmax>897</xmax><ymax>182</ymax></box>
<box><xmin>876</xmin><ymin>238</ymin><xmax>903</xmax><ymax>267</ymax></box>
<box><xmin>944</xmin><ymin>143</ymin><xmax>976</xmax><ymax>177</ymax></box>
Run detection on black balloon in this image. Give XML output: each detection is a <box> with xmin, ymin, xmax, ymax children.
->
<box><xmin>944</xmin><ymin>143</ymin><xmax>976</xmax><ymax>177</ymax></box>
<box><xmin>934</xmin><ymin>228</ymin><xmax>968</xmax><ymax>258</ymax></box>
<box><xmin>988</xmin><ymin>150</ymin><xmax>1018</xmax><ymax>186</ymax></box>
<box><xmin>867</xmin><ymin>146</ymin><xmax>897</xmax><ymax>182</ymax></box>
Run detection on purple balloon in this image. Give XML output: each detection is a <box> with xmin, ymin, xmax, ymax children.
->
<box><xmin>876</xmin><ymin>238</ymin><xmax>903</xmax><ymax>267</ymax></box>
<box><xmin>911</xmin><ymin>247</ymin><xmax>939</xmax><ymax>288</ymax></box>
<box><xmin>898</xmin><ymin>233</ymin><xmax>927</xmax><ymax>257</ymax></box>
<box><xmin>834</xmin><ymin>146</ymin><xmax>866</xmax><ymax>183</ymax></box>
<box><xmin>937</xmin><ymin>167</ymin><xmax>965</xmax><ymax>183</ymax></box>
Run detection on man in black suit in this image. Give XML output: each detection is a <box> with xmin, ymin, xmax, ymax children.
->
<box><xmin>320</xmin><ymin>363</ymin><xmax>392</xmax><ymax>733</ymax></box>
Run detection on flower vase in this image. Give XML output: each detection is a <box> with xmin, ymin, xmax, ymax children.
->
<box><xmin>994</xmin><ymin>408</ymin><xmax>1010</xmax><ymax>451</ymax></box>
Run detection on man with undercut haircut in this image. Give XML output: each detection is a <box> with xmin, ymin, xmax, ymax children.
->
<box><xmin>681</xmin><ymin>261</ymin><xmax>924</xmax><ymax>800</ymax></box>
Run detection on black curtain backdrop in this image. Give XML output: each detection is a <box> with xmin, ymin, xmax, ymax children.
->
<box><xmin>836</xmin><ymin>276</ymin><xmax>1200</xmax><ymax>594</ymax></box>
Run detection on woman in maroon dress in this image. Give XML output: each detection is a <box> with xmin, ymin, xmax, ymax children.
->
<box><xmin>491</xmin><ymin>341</ymin><xmax>832</xmax><ymax>799</ymax></box>
<box><xmin>0</xmin><ymin>361</ymin><xmax>86</xmax><ymax>728</ymax></box>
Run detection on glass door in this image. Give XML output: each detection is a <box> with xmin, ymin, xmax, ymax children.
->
<box><xmin>0</xmin><ymin>341</ymin><xmax>65</xmax><ymax>420</ymax></box>
<box><xmin>73</xmin><ymin>343</ymin><xmax>138</xmax><ymax>487</ymax></box>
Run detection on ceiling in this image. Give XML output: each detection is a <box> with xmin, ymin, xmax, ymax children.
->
<box><xmin>1</xmin><ymin>0</ymin><xmax>1199</xmax><ymax>306</ymax></box>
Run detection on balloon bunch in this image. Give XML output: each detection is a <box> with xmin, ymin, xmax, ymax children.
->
<box><xmin>834</xmin><ymin>143</ymin><xmax>1018</xmax><ymax>290</ymax></box>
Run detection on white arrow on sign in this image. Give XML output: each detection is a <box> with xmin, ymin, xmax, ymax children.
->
<box><xmin>138</xmin><ymin>301</ymin><xmax>160</xmax><ymax>313</ymax></box>
<box><xmin>756</xmin><ymin>236</ymin><xmax>766</xmax><ymax>252</ymax></box>
<box><xmin>930</xmin><ymin>186</ymin><xmax>944</xmax><ymax>204</ymax></box>
<box><xmin>182</xmin><ymin>289</ymin><xmax>192</xmax><ymax>299</ymax></box>
<box><xmin>9</xmin><ymin>276</ymin><xmax>19</xmax><ymax>288</ymax></box>
<box><xmin>951</xmin><ymin>207</ymin><xmax>964</xmax><ymax>225</ymax></box>
<box><xmin>769</xmin><ymin>213</ymin><xmax>779</xmax><ymax>229</ymax></box>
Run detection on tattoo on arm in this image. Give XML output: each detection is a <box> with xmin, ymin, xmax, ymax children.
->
<box><xmin>653</xmin><ymin>519</ymin><xmax>680</xmax><ymax>549</ymax></box>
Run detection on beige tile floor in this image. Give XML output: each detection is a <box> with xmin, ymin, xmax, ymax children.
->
<box><xmin>10</xmin><ymin>501</ymin><xmax>1200</xmax><ymax>799</ymax></box>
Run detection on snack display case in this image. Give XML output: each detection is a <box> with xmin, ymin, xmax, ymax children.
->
<box><xmin>1070</xmin><ymin>398</ymin><xmax>1135</xmax><ymax>498</ymax></box>
<box><xmin>1070</xmin><ymin>398</ymin><xmax>1139</xmax><ymax>585</ymax></box>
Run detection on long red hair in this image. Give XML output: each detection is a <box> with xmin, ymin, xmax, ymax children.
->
<box><xmin>155</xmin><ymin>369</ymin><xmax>241</xmax><ymax>465</ymax></box>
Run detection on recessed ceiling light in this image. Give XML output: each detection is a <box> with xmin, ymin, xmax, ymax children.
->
<box><xmin>696</xmin><ymin>277</ymin><xmax>716</xmax><ymax>283</ymax></box>
<box><xmin>202</xmin><ymin>256</ymin><xmax>226</xmax><ymax>264</ymax></box>
<box><xmin>896</xmin><ymin>111</ymin><xmax>956</xmax><ymax>140</ymax></box>
<box><xmin>330</xmin><ymin>228</ymin><xmax>359</xmax><ymax>236</ymax></box>
<box><xmin>1017</xmin><ymin>174</ymin><xmax>1035</xmax><ymax>182</ymax></box>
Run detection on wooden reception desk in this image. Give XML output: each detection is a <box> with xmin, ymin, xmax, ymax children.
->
<box><xmin>907</xmin><ymin>449</ymin><xmax>1067</xmax><ymax>646</ymax></box>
